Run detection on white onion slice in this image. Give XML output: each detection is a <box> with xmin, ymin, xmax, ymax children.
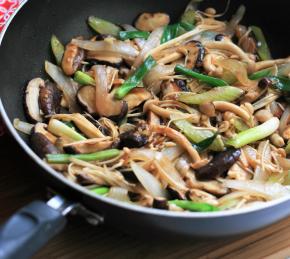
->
<box><xmin>223</xmin><ymin>180</ymin><xmax>290</xmax><ymax>199</ymax></box>
<box><xmin>107</xmin><ymin>187</ymin><xmax>130</xmax><ymax>202</ymax></box>
<box><xmin>133</xmin><ymin>27</ymin><xmax>163</xmax><ymax>68</ymax></box>
<box><xmin>45</xmin><ymin>61</ymin><xmax>80</xmax><ymax>113</ymax></box>
<box><xmin>131</xmin><ymin>161</ymin><xmax>167</xmax><ymax>198</ymax></box>
<box><xmin>72</xmin><ymin>39</ymin><xmax>139</xmax><ymax>59</ymax></box>
<box><xmin>13</xmin><ymin>119</ymin><xmax>34</xmax><ymax>135</ymax></box>
<box><xmin>121</xmin><ymin>24</ymin><xmax>146</xmax><ymax>49</ymax></box>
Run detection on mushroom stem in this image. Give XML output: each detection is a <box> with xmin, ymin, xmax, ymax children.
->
<box><xmin>151</xmin><ymin>124</ymin><xmax>202</xmax><ymax>163</ymax></box>
<box><xmin>213</xmin><ymin>101</ymin><xmax>251</xmax><ymax>122</ymax></box>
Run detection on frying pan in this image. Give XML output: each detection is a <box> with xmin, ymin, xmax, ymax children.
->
<box><xmin>1</xmin><ymin>0</ymin><xmax>290</xmax><ymax>258</ymax></box>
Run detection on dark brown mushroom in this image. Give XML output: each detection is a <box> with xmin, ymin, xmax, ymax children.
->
<box><xmin>195</xmin><ymin>148</ymin><xmax>241</xmax><ymax>180</ymax></box>
<box><xmin>30</xmin><ymin>123</ymin><xmax>59</xmax><ymax>158</ymax></box>
<box><xmin>39</xmin><ymin>81</ymin><xmax>62</xmax><ymax>117</ymax></box>
<box><xmin>166</xmin><ymin>186</ymin><xmax>186</xmax><ymax>200</ymax></box>
<box><xmin>63</xmin><ymin>138</ymin><xmax>113</xmax><ymax>154</ymax></box>
<box><xmin>77</xmin><ymin>85</ymin><xmax>96</xmax><ymax>114</ymax></box>
<box><xmin>85</xmin><ymin>57</ymin><xmax>123</xmax><ymax>69</ymax></box>
<box><xmin>24</xmin><ymin>78</ymin><xmax>45</xmax><ymax>123</ymax></box>
<box><xmin>119</xmin><ymin>130</ymin><xmax>148</xmax><ymax>148</ymax></box>
<box><xmin>93</xmin><ymin>65</ymin><xmax>128</xmax><ymax>120</ymax></box>
<box><xmin>152</xmin><ymin>198</ymin><xmax>169</xmax><ymax>210</ymax></box>
<box><xmin>62</xmin><ymin>41</ymin><xmax>85</xmax><ymax>76</ymax></box>
<box><xmin>180</xmin><ymin>41</ymin><xmax>205</xmax><ymax>69</ymax></box>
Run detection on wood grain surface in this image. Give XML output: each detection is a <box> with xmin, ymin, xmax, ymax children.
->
<box><xmin>1</xmin><ymin>134</ymin><xmax>290</xmax><ymax>259</ymax></box>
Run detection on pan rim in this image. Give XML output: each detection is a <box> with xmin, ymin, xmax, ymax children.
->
<box><xmin>1</xmin><ymin>0</ymin><xmax>290</xmax><ymax>220</ymax></box>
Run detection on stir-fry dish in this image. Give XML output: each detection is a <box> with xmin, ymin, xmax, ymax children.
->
<box><xmin>14</xmin><ymin>1</ymin><xmax>290</xmax><ymax>212</ymax></box>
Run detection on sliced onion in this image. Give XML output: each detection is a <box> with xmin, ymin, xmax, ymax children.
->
<box><xmin>225</xmin><ymin>5</ymin><xmax>246</xmax><ymax>36</ymax></box>
<box><xmin>45</xmin><ymin>61</ymin><xmax>80</xmax><ymax>113</ymax></box>
<box><xmin>107</xmin><ymin>187</ymin><xmax>130</xmax><ymax>202</ymax></box>
<box><xmin>131</xmin><ymin>161</ymin><xmax>167</xmax><ymax>198</ymax></box>
<box><xmin>222</xmin><ymin>180</ymin><xmax>290</xmax><ymax>199</ymax></box>
<box><xmin>253</xmin><ymin>141</ymin><xmax>271</xmax><ymax>181</ymax></box>
<box><xmin>13</xmin><ymin>118</ymin><xmax>34</xmax><ymax>135</ymax></box>
<box><xmin>279</xmin><ymin>106</ymin><xmax>290</xmax><ymax>135</ymax></box>
<box><xmin>121</xmin><ymin>24</ymin><xmax>146</xmax><ymax>49</ymax></box>
<box><xmin>215</xmin><ymin>58</ymin><xmax>256</xmax><ymax>87</ymax></box>
<box><xmin>143</xmin><ymin>64</ymin><xmax>175</xmax><ymax>94</ymax></box>
<box><xmin>72</xmin><ymin>38</ymin><xmax>139</xmax><ymax>59</ymax></box>
<box><xmin>133</xmin><ymin>27</ymin><xmax>164</xmax><ymax>68</ymax></box>
<box><xmin>162</xmin><ymin>145</ymin><xmax>184</xmax><ymax>161</ymax></box>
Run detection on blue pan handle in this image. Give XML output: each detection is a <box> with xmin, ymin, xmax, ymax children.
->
<box><xmin>0</xmin><ymin>197</ymin><xmax>70</xmax><ymax>259</ymax></box>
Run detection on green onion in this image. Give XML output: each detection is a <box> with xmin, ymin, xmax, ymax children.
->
<box><xmin>161</xmin><ymin>23</ymin><xmax>182</xmax><ymax>44</ymax></box>
<box><xmin>46</xmin><ymin>149</ymin><xmax>121</xmax><ymax>164</ymax></box>
<box><xmin>232</xmin><ymin>118</ymin><xmax>249</xmax><ymax>132</ymax></box>
<box><xmin>267</xmin><ymin>76</ymin><xmax>290</xmax><ymax>92</ymax></box>
<box><xmin>173</xmin><ymin>119</ymin><xmax>224</xmax><ymax>151</ymax></box>
<box><xmin>88</xmin><ymin>16</ymin><xmax>121</xmax><ymax>36</ymax></box>
<box><xmin>249</xmin><ymin>67</ymin><xmax>274</xmax><ymax>80</ymax></box>
<box><xmin>226</xmin><ymin>117</ymin><xmax>279</xmax><ymax>148</ymax></box>
<box><xmin>48</xmin><ymin>119</ymin><xmax>86</xmax><ymax>141</ymax></box>
<box><xmin>180</xmin><ymin>9</ymin><xmax>196</xmax><ymax>26</ymax></box>
<box><xmin>119</xmin><ymin>30</ymin><xmax>150</xmax><ymax>41</ymax></box>
<box><xmin>192</xmin><ymin>133</ymin><xmax>218</xmax><ymax>153</ymax></box>
<box><xmin>91</xmin><ymin>186</ymin><xmax>110</xmax><ymax>195</ymax></box>
<box><xmin>50</xmin><ymin>35</ymin><xmax>64</xmax><ymax>65</ymax></box>
<box><xmin>175</xmin><ymin>65</ymin><xmax>228</xmax><ymax>87</ymax></box>
<box><xmin>169</xmin><ymin>200</ymin><xmax>219</xmax><ymax>212</ymax></box>
<box><xmin>285</xmin><ymin>141</ymin><xmax>290</xmax><ymax>155</ymax></box>
<box><xmin>178</xmin><ymin>86</ymin><xmax>243</xmax><ymax>105</ymax></box>
<box><xmin>115</xmin><ymin>55</ymin><xmax>156</xmax><ymax>99</ymax></box>
<box><xmin>74</xmin><ymin>71</ymin><xmax>95</xmax><ymax>85</ymax></box>
<box><xmin>251</xmin><ymin>26</ymin><xmax>272</xmax><ymax>61</ymax></box>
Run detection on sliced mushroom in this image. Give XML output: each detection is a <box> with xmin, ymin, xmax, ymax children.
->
<box><xmin>124</xmin><ymin>88</ymin><xmax>152</xmax><ymax>110</ymax></box>
<box><xmin>179</xmin><ymin>40</ymin><xmax>205</xmax><ymax>69</ymax></box>
<box><xmin>39</xmin><ymin>81</ymin><xmax>62</xmax><ymax>117</ymax></box>
<box><xmin>24</xmin><ymin>78</ymin><xmax>45</xmax><ymax>123</ymax></box>
<box><xmin>152</xmin><ymin>198</ymin><xmax>169</xmax><ymax>210</ymax></box>
<box><xmin>93</xmin><ymin>65</ymin><xmax>128</xmax><ymax>120</ymax></box>
<box><xmin>62</xmin><ymin>41</ymin><xmax>85</xmax><ymax>76</ymax></box>
<box><xmin>30</xmin><ymin>123</ymin><xmax>59</xmax><ymax>158</ymax></box>
<box><xmin>85</xmin><ymin>55</ymin><xmax>123</xmax><ymax>68</ymax></box>
<box><xmin>77</xmin><ymin>85</ymin><xmax>96</xmax><ymax>114</ymax></box>
<box><xmin>63</xmin><ymin>138</ymin><xmax>113</xmax><ymax>154</ymax></box>
<box><xmin>166</xmin><ymin>186</ymin><xmax>186</xmax><ymax>200</ymax></box>
<box><xmin>119</xmin><ymin>130</ymin><xmax>148</xmax><ymax>148</ymax></box>
<box><xmin>135</xmin><ymin>12</ymin><xmax>170</xmax><ymax>32</ymax></box>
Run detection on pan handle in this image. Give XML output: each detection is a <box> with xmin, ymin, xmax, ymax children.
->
<box><xmin>0</xmin><ymin>196</ymin><xmax>72</xmax><ymax>259</ymax></box>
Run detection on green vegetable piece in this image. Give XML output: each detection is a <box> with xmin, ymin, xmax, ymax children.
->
<box><xmin>178</xmin><ymin>86</ymin><xmax>243</xmax><ymax>105</ymax></box>
<box><xmin>91</xmin><ymin>186</ymin><xmax>110</xmax><ymax>195</ymax></box>
<box><xmin>285</xmin><ymin>141</ymin><xmax>290</xmax><ymax>155</ymax></box>
<box><xmin>118</xmin><ymin>30</ymin><xmax>150</xmax><ymax>41</ymax></box>
<box><xmin>51</xmin><ymin>35</ymin><xmax>64</xmax><ymax>65</ymax></box>
<box><xmin>46</xmin><ymin>149</ymin><xmax>121</xmax><ymax>164</ymax></box>
<box><xmin>180</xmin><ymin>22</ymin><xmax>195</xmax><ymax>31</ymax></box>
<box><xmin>232</xmin><ymin>118</ymin><xmax>249</xmax><ymax>132</ymax></box>
<box><xmin>226</xmin><ymin>117</ymin><xmax>279</xmax><ymax>148</ymax></box>
<box><xmin>88</xmin><ymin>16</ymin><xmax>121</xmax><ymax>36</ymax></box>
<box><xmin>173</xmin><ymin>119</ymin><xmax>224</xmax><ymax>151</ymax></box>
<box><xmin>175</xmin><ymin>65</ymin><xmax>228</xmax><ymax>87</ymax></box>
<box><xmin>192</xmin><ymin>133</ymin><xmax>218</xmax><ymax>153</ymax></box>
<box><xmin>268</xmin><ymin>76</ymin><xmax>290</xmax><ymax>92</ymax></box>
<box><xmin>48</xmin><ymin>119</ymin><xmax>86</xmax><ymax>141</ymax></box>
<box><xmin>180</xmin><ymin>9</ymin><xmax>196</xmax><ymax>26</ymax></box>
<box><xmin>74</xmin><ymin>71</ymin><xmax>95</xmax><ymax>85</ymax></box>
<box><xmin>169</xmin><ymin>200</ymin><xmax>219</xmax><ymax>212</ymax></box>
<box><xmin>115</xmin><ymin>55</ymin><xmax>157</xmax><ymax>99</ymax></box>
<box><xmin>251</xmin><ymin>26</ymin><xmax>272</xmax><ymax>61</ymax></box>
<box><xmin>249</xmin><ymin>67</ymin><xmax>273</xmax><ymax>80</ymax></box>
<box><xmin>161</xmin><ymin>23</ymin><xmax>181</xmax><ymax>44</ymax></box>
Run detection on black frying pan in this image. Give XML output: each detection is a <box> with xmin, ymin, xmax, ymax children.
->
<box><xmin>1</xmin><ymin>1</ymin><xmax>290</xmax><ymax>258</ymax></box>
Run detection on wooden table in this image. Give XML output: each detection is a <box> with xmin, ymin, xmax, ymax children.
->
<box><xmin>1</xmin><ymin>134</ymin><xmax>290</xmax><ymax>259</ymax></box>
